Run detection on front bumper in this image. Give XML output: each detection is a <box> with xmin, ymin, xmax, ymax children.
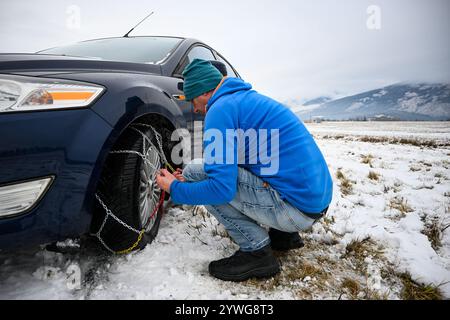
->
<box><xmin>0</xmin><ymin>108</ymin><xmax>112</xmax><ymax>250</ymax></box>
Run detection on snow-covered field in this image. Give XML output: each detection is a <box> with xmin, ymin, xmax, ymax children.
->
<box><xmin>1</xmin><ymin>121</ymin><xmax>449</xmax><ymax>300</ymax></box>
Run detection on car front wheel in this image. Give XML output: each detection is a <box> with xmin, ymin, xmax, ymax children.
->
<box><xmin>92</xmin><ymin>125</ymin><xmax>165</xmax><ymax>253</ymax></box>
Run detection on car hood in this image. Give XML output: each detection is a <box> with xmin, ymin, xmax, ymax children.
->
<box><xmin>0</xmin><ymin>53</ymin><xmax>162</xmax><ymax>76</ymax></box>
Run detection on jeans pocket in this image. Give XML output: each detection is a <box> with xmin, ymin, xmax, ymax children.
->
<box><xmin>238</xmin><ymin>182</ymin><xmax>277</xmax><ymax>208</ymax></box>
<box><xmin>240</xmin><ymin>201</ymin><xmax>277</xmax><ymax>227</ymax></box>
<box><xmin>277</xmin><ymin>203</ymin><xmax>316</xmax><ymax>232</ymax></box>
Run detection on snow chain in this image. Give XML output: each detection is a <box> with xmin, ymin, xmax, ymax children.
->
<box><xmin>92</xmin><ymin>124</ymin><xmax>174</xmax><ymax>255</ymax></box>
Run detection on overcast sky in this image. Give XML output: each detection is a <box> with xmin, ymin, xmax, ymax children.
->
<box><xmin>1</xmin><ymin>0</ymin><xmax>449</xmax><ymax>101</ymax></box>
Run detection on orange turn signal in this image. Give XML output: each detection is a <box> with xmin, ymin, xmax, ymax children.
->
<box><xmin>50</xmin><ymin>91</ymin><xmax>95</xmax><ymax>100</ymax></box>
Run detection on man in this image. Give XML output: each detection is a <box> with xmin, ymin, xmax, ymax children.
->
<box><xmin>156</xmin><ymin>59</ymin><xmax>332</xmax><ymax>282</ymax></box>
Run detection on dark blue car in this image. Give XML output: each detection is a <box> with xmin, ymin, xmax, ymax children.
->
<box><xmin>0</xmin><ymin>36</ymin><xmax>240</xmax><ymax>252</ymax></box>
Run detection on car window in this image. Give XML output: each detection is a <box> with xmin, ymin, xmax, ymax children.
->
<box><xmin>174</xmin><ymin>46</ymin><xmax>216</xmax><ymax>77</ymax></box>
<box><xmin>187</xmin><ymin>46</ymin><xmax>215</xmax><ymax>62</ymax></box>
<box><xmin>215</xmin><ymin>54</ymin><xmax>238</xmax><ymax>77</ymax></box>
<box><xmin>39</xmin><ymin>37</ymin><xmax>182</xmax><ymax>64</ymax></box>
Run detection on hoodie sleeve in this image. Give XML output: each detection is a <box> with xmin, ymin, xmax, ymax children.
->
<box><xmin>169</xmin><ymin>100</ymin><xmax>239</xmax><ymax>205</ymax></box>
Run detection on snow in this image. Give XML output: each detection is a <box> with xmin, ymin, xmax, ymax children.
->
<box><xmin>291</xmin><ymin>103</ymin><xmax>323</xmax><ymax>114</ymax></box>
<box><xmin>307</xmin><ymin>121</ymin><xmax>450</xmax><ymax>143</ymax></box>
<box><xmin>373</xmin><ymin>90</ymin><xmax>388</xmax><ymax>98</ymax></box>
<box><xmin>0</xmin><ymin>121</ymin><xmax>449</xmax><ymax>300</ymax></box>
<box><xmin>345</xmin><ymin>102</ymin><xmax>364</xmax><ymax>112</ymax></box>
<box><xmin>396</xmin><ymin>89</ymin><xmax>450</xmax><ymax>118</ymax></box>
<box><xmin>398</xmin><ymin>94</ymin><xmax>425</xmax><ymax>113</ymax></box>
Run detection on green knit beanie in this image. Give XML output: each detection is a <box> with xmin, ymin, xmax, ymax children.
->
<box><xmin>182</xmin><ymin>58</ymin><xmax>223</xmax><ymax>101</ymax></box>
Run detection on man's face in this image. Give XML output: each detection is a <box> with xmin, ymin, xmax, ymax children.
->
<box><xmin>192</xmin><ymin>92</ymin><xmax>213</xmax><ymax>115</ymax></box>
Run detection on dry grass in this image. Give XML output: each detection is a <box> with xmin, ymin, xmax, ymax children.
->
<box><xmin>379</xmin><ymin>265</ymin><xmax>444</xmax><ymax>300</ymax></box>
<box><xmin>398</xmin><ymin>138</ymin><xmax>438</xmax><ymax>148</ymax></box>
<box><xmin>244</xmin><ymin>238</ymin><xmax>395</xmax><ymax>300</ymax></box>
<box><xmin>340</xmin><ymin>276</ymin><xmax>391</xmax><ymax>300</ymax></box>
<box><xmin>409</xmin><ymin>166</ymin><xmax>421</xmax><ymax>172</ymax></box>
<box><xmin>388</xmin><ymin>196</ymin><xmax>414</xmax><ymax>216</ymax></box>
<box><xmin>316</xmin><ymin>255</ymin><xmax>337</xmax><ymax>266</ymax></box>
<box><xmin>340</xmin><ymin>180</ymin><xmax>353</xmax><ymax>196</ymax></box>
<box><xmin>344</xmin><ymin>238</ymin><xmax>370</xmax><ymax>257</ymax></box>
<box><xmin>341</xmin><ymin>237</ymin><xmax>385</xmax><ymax>272</ymax></box>
<box><xmin>361</xmin><ymin>154</ymin><xmax>374</xmax><ymax>167</ymax></box>
<box><xmin>336</xmin><ymin>169</ymin><xmax>345</xmax><ymax>180</ymax></box>
<box><xmin>418</xmin><ymin>160</ymin><xmax>433</xmax><ymax>167</ymax></box>
<box><xmin>245</xmin><ymin>247</ymin><xmax>332</xmax><ymax>299</ymax></box>
<box><xmin>343</xmin><ymin>237</ymin><xmax>381</xmax><ymax>258</ymax></box>
<box><xmin>284</xmin><ymin>261</ymin><xmax>328</xmax><ymax>281</ymax></box>
<box><xmin>322</xmin><ymin>134</ymin><xmax>345</xmax><ymax>140</ymax></box>
<box><xmin>422</xmin><ymin>216</ymin><xmax>450</xmax><ymax>251</ymax></box>
<box><xmin>320</xmin><ymin>134</ymin><xmax>446</xmax><ymax>148</ymax></box>
<box><xmin>187</xmin><ymin>205</ymin><xmax>233</xmax><ymax>245</ymax></box>
<box><xmin>336</xmin><ymin>169</ymin><xmax>353</xmax><ymax>196</ymax></box>
<box><xmin>422</xmin><ymin>218</ymin><xmax>442</xmax><ymax>250</ymax></box>
<box><xmin>211</xmin><ymin>225</ymin><xmax>231</xmax><ymax>239</ymax></box>
<box><xmin>341</xmin><ymin>277</ymin><xmax>360</xmax><ymax>299</ymax></box>
<box><xmin>399</xmin><ymin>272</ymin><xmax>443</xmax><ymax>300</ymax></box>
<box><xmin>434</xmin><ymin>172</ymin><xmax>448</xmax><ymax>182</ymax></box>
<box><xmin>359</xmin><ymin>136</ymin><xmax>390</xmax><ymax>144</ymax></box>
<box><xmin>358</xmin><ymin>136</ymin><xmax>440</xmax><ymax>148</ymax></box>
<box><xmin>337</xmin><ymin>238</ymin><xmax>390</xmax><ymax>300</ymax></box>
<box><xmin>368</xmin><ymin>171</ymin><xmax>380</xmax><ymax>181</ymax></box>
<box><xmin>243</xmin><ymin>240</ymin><xmax>352</xmax><ymax>298</ymax></box>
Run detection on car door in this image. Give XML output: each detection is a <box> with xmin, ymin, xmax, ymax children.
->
<box><xmin>172</xmin><ymin>45</ymin><xmax>218</xmax><ymax>160</ymax></box>
<box><xmin>171</xmin><ymin>44</ymin><xmax>241</xmax><ymax>161</ymax></box>
<box><xmin>212</xmin><ymin>51</ymin><xmax>240</xmax><ymax>79</ymax></box>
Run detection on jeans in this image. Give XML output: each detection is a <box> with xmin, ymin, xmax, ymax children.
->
<box><xmin>182</xmin><ymin>159</ymin><xmax>319</xmax><ymax>252</ymax></box>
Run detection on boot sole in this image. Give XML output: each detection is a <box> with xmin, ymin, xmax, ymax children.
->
<box><xmin>209</xmin><ymin>264</ymin><xmax>280</xmax><ymax>282</ymax></box>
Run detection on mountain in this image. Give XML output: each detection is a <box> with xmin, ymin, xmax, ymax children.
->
<box><xmin>303</xmin><ymin>96</ymin><xmax>333</xmax><ymax>106</ymax></box>
<box><xmin>289</xmin><ymin>83</ymin><xmax>450</xmax><ymax>121</ymax></box>
<box><xmin>287</xmin><ymin>96</ymin><xmax>333</xmax><ymax>114</ymax></box>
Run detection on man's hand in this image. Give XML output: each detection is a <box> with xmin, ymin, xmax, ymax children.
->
<box><xmin>173</xmin><ymin>168</ymin><xmax>186</xmax><ymax>182</ymax></box>
<box><xmin>156</xmin><ymin>168</ymin><xmax>178</xmax><ymax>193</ymax></box>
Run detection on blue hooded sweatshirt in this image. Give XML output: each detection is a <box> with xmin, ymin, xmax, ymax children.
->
<box><xmin>170</xmin><ymin>77</ymin><xmax>333</xmax><ymax>213</ymax></box>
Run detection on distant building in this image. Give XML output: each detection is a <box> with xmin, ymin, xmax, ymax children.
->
<box><xmin>312</xmin><ymin>116</ymin><xmax>324</xmax><ymax>123</ymax></box>
<box><xmin>368</xmin><ymin>114</ymin><xmax>400</xmax><ymax>121</ymax></box>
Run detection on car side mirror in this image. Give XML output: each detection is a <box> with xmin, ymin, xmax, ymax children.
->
<box><xmin>177</xmin><ymin>81</ymin><xmax>184</xmax><ymax>91</ymax></box>
<box><xmin>209</xmin><ymin>60</ymin><xmax>227</xmax><ymax>76</ymax></box>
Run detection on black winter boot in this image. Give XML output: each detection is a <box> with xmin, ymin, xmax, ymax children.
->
<box><xmin>269</xmin><ymin>228</ymin><xmax>304</xmax><ymax>251</ymax></box>
<box><xmin>208</xmin><ymin>245</ymin><xmax>280</xmax><ymax>281</ymax></box>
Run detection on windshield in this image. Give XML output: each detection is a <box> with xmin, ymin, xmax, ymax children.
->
<box><xmin>38</xmin><ymin>37</ymin><xmax>183</xmax><ymax>64</ymax></box>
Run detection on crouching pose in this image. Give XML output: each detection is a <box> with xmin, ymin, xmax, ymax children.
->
<box><xmin>157</xmin><ymin>59</ymin><xmax>332</xmax><ymax>281</ymax></box>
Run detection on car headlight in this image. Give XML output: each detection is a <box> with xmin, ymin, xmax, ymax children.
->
<box><xmin>0</xmin><ymin>74</ymin><xmax>105</xmax><ymax>112</ymax></box>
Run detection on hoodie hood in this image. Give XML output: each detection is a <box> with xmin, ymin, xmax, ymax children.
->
<box><xmin>207</xmin><ymin>77</ymin><xmax>252</xmax><ymax>110</ymax></box>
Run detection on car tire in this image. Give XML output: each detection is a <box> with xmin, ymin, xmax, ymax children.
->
<box><xmin>92</xmin><ymin>125</ymin><xmax>165</xmax><ymax>253</ymax></box>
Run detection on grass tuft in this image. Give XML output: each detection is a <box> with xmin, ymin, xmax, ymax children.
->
<box><xmin>358</xmin><ymin>136</ymin><xmax>440</xmax><ymax>148</ymax></box>
<box><xmin>342</xmin><ymin>237</ymin><xmax>384</xmax><ymax>271</ymax></box>
<box><xmin>422</xmin><ymin>216</ymin><xmax>450</xmax><ymax>251</ymax></box>
<box><xmin>344</xmin><ymin>237</ymin><xmax>373</xmax><ymax>258</ymax></box>
<box><xmin>341</xmin><ymin>277</ymin><xmax>360</xmax><ymax>299</ymax></box>
<box><xmin>284</xmin><ymin>261</ymin><xmax>327</xmax><ymax>281</ymax></box>
<box><xmin>388</xmin><ymin>197</ymin><xmax>413</xmax><ymax>216</ymax></box>
<box><xmin>361</xmin><ymin>154</ymin><xmax>374</xmax><ymax>167</ymax></box>
<box><xmin>399</xmin><ymin>272</ymin><xmax>443</xmax><ymax>300</ymax></box>
<box><xmin>336</xmin><ymin>169</ymin><xmax>353</xmax><ymax>196</ymax></box>
<box><xmin>368</xmin><ymin>171</ymin><xmax>380</xmax><ymax>181</ymax></box>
